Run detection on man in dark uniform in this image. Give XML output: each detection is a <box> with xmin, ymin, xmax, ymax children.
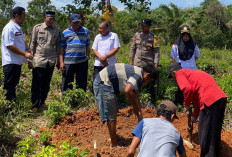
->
<box><xmin>130</xmin><ymin>19</ymin><xmax>160</xmax><ymax>103</ymax></box>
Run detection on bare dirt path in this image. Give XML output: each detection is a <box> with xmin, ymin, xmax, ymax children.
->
<box><xmin>41</xmin><ymin>107</ymin><xmax>232</xmax><ymax>157</ymax></box>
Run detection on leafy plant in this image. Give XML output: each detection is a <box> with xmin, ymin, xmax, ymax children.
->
<box><xmin>59</xmin><ymin>140</ymin><xmax>90</xmax><ymax>157</ymax></box>
<box><xmin>62</xmin><ymin>84</ymin><xmax>91</xmax><ymax>109</ymax></box>
<box><xmin>16</xmin><ymin>136</ymin><xmax>37</xmax><ymax>156</ymax></box>
<box><xmin>44</xmin><ymin>100</ymin><xmax>70</xmax><ymax>125</ymax></box>
<box><xmin>38</xmin><ymin>130</ymin><xmax>51</xmax><ymax>145</ymax></box>
<box><xmin>0</xmin><ymin>87</ymin><xmax>15</xmax><ymax>138</ymax></box>
<box><xmin>33</xmin><ymin>145</ymin><xmax>57</xmax><ymax>157</ymax></box>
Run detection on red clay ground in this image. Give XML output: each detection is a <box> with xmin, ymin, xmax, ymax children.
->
<box><xmin>41</xmin><ymin>107</ymin><xmax>232</xmax><ymax>157</ymax></box>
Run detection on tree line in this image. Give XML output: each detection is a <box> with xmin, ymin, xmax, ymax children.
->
<box><xmin>0</xmin><ymin>0</ymin><xmax>232</xmax><ymax>49</ymax></box>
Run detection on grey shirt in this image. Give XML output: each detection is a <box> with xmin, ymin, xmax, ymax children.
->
<box><xmin>132</xmin><ymin>118</ymin><xmax>185</xmax><ymax>157</ymax></box>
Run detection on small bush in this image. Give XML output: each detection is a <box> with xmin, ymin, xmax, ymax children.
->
<box><xmin>44</xmin><ymin>100</ymin><xmax>70</xmax><ymax>126</ymax></box>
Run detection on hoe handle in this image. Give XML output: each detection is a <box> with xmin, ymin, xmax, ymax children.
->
<box><xmin>187</xmin><ymin>107</ymin><xmax>193</xmax><ymax>143</ymax></box>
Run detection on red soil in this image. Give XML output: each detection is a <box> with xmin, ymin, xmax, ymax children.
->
<box><xmin>41</xmin><ymin>108</ymin><xmax>232</xmax><ymax>156</ymax></box>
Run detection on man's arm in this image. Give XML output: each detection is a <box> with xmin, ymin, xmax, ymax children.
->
<box><xmin>59</xmin><ymin>47</ymin><xmax>65</xmax><ymax>73</ymax></box>
<box><xmin>125</xmin><ymin>83</ymin><xmax>143</xmax><ymax>122</ymax></box>
<box><xmin>154</xmin><ymin>47</ymin><xmax>160</xmax><ymax>70</ymax></box>
<box><xmin>106</xmin><ymin>47</ymin><xmax>120</xmax><ymax>58</ymax></box>
<box><xmin>7</xmin><ymin>45</ymin><xmax>33</xmax><ymax>59</ymax></box>
<box><xmin>127</xmin><ymin>136</ymin><xmax>141</xmax><ymax>157</ymax></box>
<box><xmin>177</xmin><ymin>136</ymin><xmax>187</xmax><ymax>157</ymax></box>
<box><xmin>129</xmin><ymin>34</ymin><xmax>137</xmax><ymax>65</ymax></box>
<box><xmin>175</xmin><ymin>71</ymin><xmax>193</xmax><ymax>107</ymax></box>
<box><xmin>86</xmin><ymin>45</ymin><xmax>90</xmax><ymax>57</ymax></box>
<box><xmin>29</xmin><ymin>25</ymin><xmax>37</xmax><ymax>54</ymax></box>
<box><xmin>93</xmin><ymin>49</ymin><xmax>108</xmax><ymax>67</ymax></box>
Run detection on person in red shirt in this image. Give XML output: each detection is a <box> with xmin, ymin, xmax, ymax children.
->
<box><xmin>168</xmin><ymin>63</ymin><xmax>227</xmax><ymax>157</ymax></box>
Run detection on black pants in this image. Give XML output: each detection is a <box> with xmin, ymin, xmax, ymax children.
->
<box><xmin>31</xmin><ymin>63</ymin><xmax>54</xmax><ymax>109</ymax></box>
<box><xmin>93</xmin><ymin>66</ymin><xmax>104</xmax><ymax>81</ymax></box>
<box><xmin>3</xmin><ymin>64</ymin><xmax>22</xmax><ymax>101</ymax></box>
<box><xmin>198</xmin><ymin>98</ymin><xmax>227</xmax><ymax>157</ymax></box>
<box><xmin>62</xmin><ymin>60</ymin><xmax>88</xmax><ymax>92</ymax></box>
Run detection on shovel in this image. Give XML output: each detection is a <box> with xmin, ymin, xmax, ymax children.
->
<box><xmin>183</xmin><ymin>106</ymin><xmax>195</xmax><ymax>149</ymax></box>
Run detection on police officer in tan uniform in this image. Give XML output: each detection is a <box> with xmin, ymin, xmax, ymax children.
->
<box><xmin>29</xmin><ymin>10</ymin><xmax>60</xmax><ymax>112</ymax></box>
<box><xmin>130</xmin><ymin>19</ymin><xmax>160</xmax><ymax>103</ymax></box>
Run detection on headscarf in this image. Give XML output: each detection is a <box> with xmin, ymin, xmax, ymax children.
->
<box><xmin>175</xmin><ymin>33</ymin><xmax>196</xmax><ymax>61</ymax></box>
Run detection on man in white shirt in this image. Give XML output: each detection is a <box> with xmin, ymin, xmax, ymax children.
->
<box><xmin>1</xmin><ymin>6</ymin><xmax>33</xmax><ymax>101</ymax></box>
<box><xmin>92</xmin><ymin>21</ymin><xmax>120</xmax><ymax>80</ymax></box>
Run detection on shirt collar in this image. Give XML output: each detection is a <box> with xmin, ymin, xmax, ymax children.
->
<box><xmin>69</xmin><ymin>25</ymin><xmax>82</xmax><ymax>32</ymax></box>
<box><xmin>100</xmin><ymin>32</ymin><xmax>111</xmax><ymax>37</ymax></box>
<box><xmin>10</xmin><ymin>20</ymin><xmax>22</xmax><ymax>30</ymax></box>
<box><xmin>42</xmin><ymin>22</ymin><xmax>55</xmax><ymax>29</ymax></box>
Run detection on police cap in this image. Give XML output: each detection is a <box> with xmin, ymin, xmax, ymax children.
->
<box><xmin>45</xmin><ymin>10</ymin><xmax>55</xmax><ymax>17</ymax></box>
<box><xmin>141</xmin><ymin>19</ymin><xmax>152</xmax><ymax>26</ymax></box>
<box><xmin>181</xmin><ymin>25</ymin><xmax>190</xmax><ymax>34</ymax></box>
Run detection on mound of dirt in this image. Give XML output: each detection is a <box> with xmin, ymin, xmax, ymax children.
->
<box><xmin>41</xmin><ymin>107</ymin><xmax>232</xmax><ymax>156</ymax></box>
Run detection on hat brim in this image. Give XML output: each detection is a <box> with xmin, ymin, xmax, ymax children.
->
<box><xmin>181</xmin><ymin>30</ymin><xmax>190</xmax><ymax>33</ymax></box>
<box><xmin>71</xmin><ymin>19</ymin><xmax>81</xmax><ymax>22</ymax></box>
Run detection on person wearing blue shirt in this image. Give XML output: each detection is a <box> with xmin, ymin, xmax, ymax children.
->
<box><xmin>59</xmin><ymin>13</ymin><xmax>90</xmax><ymax>92</ymax></box>
<box><xmin>127</xmin><ymin>100</ymin><xmax>186</xmax><ymax>157</ymax></box>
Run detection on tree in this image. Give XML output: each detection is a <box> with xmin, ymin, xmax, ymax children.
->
<box><xmin>24</xmin><ymin>0</ymin><xmax>56</xmax><ymax>34</ymax></box>
<box><xmin>0</xmin><ymin>0</ymin><xmax>15</xmax><ymax>18</ymax></box>
<box><xmin>159</xmin><ymin>3</ymin><xmax>183</xmax><ymax>44</ymax></box>
<box><xmin>0</xmin><ymin>0</ymin><xmax>15</xmax><ymax>34</ymax></box>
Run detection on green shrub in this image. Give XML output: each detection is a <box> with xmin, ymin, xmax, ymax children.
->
<box><xmin>16</xmin><ymin>136</ymin><xmax>37</xmax><ymax>156</ymax></box>
<box><xmin>44</xmin><ymin>100</ymin><xmax>70</xmax><ymax>126</ymax></box>
<box><xmin>62</xmin><ymin>84</ymin><xmax>92</xmax><ymax>109</ymax></box>
<box><xmin>0</xmin><ymin>87</ymin><xmax>15</xmax><ymax>138</ymax></box>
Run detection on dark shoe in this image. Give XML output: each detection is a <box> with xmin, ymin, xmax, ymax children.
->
<box><xmin>40</xmin><ymin>103</ymin><xmax>48</xmax><ymax>110</ymax></box>
<box><xmin>31</xmin><ymin>107</ymin><xmax>39</xmax><ymax>113</ymax></box>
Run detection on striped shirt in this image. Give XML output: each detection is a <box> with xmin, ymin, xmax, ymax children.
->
<box><xmin>95</xmin><ymin>63</ymin><xmax>143</xmax><ymax>93</ymax></box>
<box><xmin>60</xmin><ymin>26</ymin><xmax>91</xmax><ymax>64</ymax></box>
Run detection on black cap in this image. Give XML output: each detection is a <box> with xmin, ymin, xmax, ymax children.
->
<box><xmin>167</xmin><ymin>63</ymin><xmax>182</xmax><ymax>78</ymax></box>
<box><xmin>141</xmin><ymin>19</ymin><xmax>152</xmax><ymax>26</ymax></box>
<box><xmin>181</xmin><ymin>25</ymin><xmax>190</xmax><ymax>34</ymax></box>
<box><xmin>45</xmin><ymin>10</ymin><xmax>55</xmax><ymax>17</ymax></box>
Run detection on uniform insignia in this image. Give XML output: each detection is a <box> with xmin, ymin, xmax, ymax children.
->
<box><xmin>136</xmin><ymin>40</ymin><xmax>141</xmax><ymax>44</ymax></box>
<box><xmin>15</xmin><ymin>32</ymin><xmax>22</xmax><ymax>36</ymax></box>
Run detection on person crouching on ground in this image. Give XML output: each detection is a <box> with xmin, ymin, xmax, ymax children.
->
<box><xmin>127</xmin><ymin>100</ymin><xmax>186</xmax><ymax>157</ymax></box>
<box><xmin>93</xmin><ymin>63</ymin><xmax>157</xmax><ymax>147</ymax></box>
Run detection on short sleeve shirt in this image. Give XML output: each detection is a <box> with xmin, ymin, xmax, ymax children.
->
<box><xmin>170</xmin><ymin>44</ymin><xmax>200</xmax><ymax>70</ymax></box>
<box><xmin>1</xmin><ymin>20</ymin><xmax>27</xmax><ymax>66</ymax></box>
<box><xmin>92</xmin><ymin>32</ymin><xmax>120</xmax><ymax>66</ymax></box>
<box><xmin>95</xmin><ymin>63</ymin><xmax>143</xmax><ymax>93</ymax></box>
<box><xmin>132</xmin><ymin>118</ymin><xmax>185</xmax><ymax>157</ymax></box>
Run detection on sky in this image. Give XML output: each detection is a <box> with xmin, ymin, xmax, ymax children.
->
<box><xmin>15</xmin><ymin>0</ymin><xmax>232</xmax><ymax>11</ymax></box>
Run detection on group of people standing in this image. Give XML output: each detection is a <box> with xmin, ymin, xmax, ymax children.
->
<box><xmin>1</xmin><ymin>6</ymin><xmax>227</xmax><ymax>157</ymax></box>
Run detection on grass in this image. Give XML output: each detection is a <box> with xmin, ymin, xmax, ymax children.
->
<box><xmin>0</xmin><ymin>43</ymin><xmax>232</xmax><ymax>155</ymax></box>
